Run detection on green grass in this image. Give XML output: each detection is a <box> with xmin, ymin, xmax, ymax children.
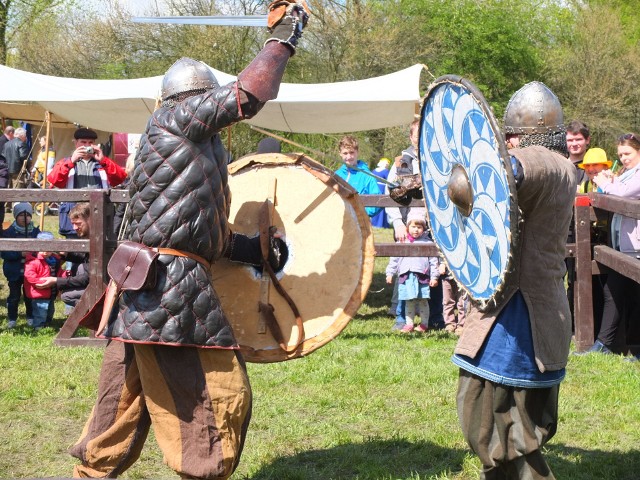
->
<box><xmin>0</xmin><ymin>225</ymin><xmax>639</xmax><ymax>479</ymax></box>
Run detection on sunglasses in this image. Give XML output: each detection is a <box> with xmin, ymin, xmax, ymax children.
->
<box><xmin>619</xmin><ymin>132</ymin><xmax>640</xmax><ymax>143</ymax></box>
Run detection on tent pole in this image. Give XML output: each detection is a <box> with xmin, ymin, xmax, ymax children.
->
<box><xmin>39</xmin><ymin>111</ymin><xmax>51</xmax><ymax>231</ymax></box>
<box><xmin>249</xmin><ymin>125</ymin><xmax>327</xmax><ymax>159</ymax></box>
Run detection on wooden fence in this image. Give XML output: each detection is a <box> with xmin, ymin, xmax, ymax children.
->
<box><xmin>0</xmin><ymin>189</ymin><xmax>638</xmax><ymax>352</ymax></box>
<box><xmin>0</xmin><ymin>189</ymin><xmax>117</xmax><ymax>347</ymax></box>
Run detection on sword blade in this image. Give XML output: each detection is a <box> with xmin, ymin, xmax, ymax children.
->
<box><xmin>342</xmin><ymin>161</ymin><xmax>400</xmax><ymax>188</ymax></box>
<box><xmin>131</xmin><ymin>15</ymin><xmax>268</xmax><ymax>27</ymax></box>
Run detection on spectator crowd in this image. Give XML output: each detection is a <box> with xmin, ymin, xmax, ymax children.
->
<box><xmin>0</xmin><ymin>115</ymin><xmax>638</xmax><ymax>368</ymax></box>
<box><xmin>0</xmin><ymin>127</ymin><xmax>127</xmax><ymax>328</ymax></box>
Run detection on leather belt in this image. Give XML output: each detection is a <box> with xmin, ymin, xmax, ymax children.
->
<box><xmin>155</xmin><ymin>247</ymin><xmax>211</xmax><ymax>270</ymax></box>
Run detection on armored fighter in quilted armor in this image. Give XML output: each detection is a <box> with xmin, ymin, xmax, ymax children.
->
<box><xmin>70</xmin><ymin>3</ymin><xmax>308</xmax><ymax>479</ymax></box>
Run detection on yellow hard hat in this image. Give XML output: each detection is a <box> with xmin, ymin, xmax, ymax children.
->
<box><xmin>579</xmin><ymin>148</ymin><xmax>612</xmax><ymax>169</ymax></box>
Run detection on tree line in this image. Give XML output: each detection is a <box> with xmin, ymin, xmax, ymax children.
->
<box><xmin>2</xmin><ymin>0</ymin><xmax>640</xmax><ymax>165</ymax></box>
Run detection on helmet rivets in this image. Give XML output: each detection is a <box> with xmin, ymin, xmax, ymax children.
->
<box><xmin>503</xmin><ymin>81</ymin><xmax>564</xmax><ymax>135</ymax></box>
<box><xmin>161</xmin><ymin>57</ymin><xmax>219</xmax><ymax>102</ymax></box>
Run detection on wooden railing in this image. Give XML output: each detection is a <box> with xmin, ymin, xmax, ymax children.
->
<box><xmin>365</xmin><ymin>193</ymin><xmax>640</xmax><ymax>353</ymax></box>
<box><xmin>0</xmin><ymin>188</ymin><xmax>118</xmax><ymax>346</ymax></box>
<box><xmin>585</xmin><ymin>192</ymin><xmax>640</xmax><ymax>351</ymax></box>
<box><xmin>0</xmin><ymin>189</ymin><xmax>637</xmax><ymax>351</ymax></box>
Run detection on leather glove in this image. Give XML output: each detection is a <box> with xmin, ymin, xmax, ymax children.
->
<box><xmin>389</xmin><ymin>185</ymin><xmax>412</xmax><ymax>206</ymax></box>
<box><xmin>225</xmin><ymin>232</ymin><xmax>287</xmax><ymax>271</ymax></box>
<box><xmin>264</xmin><ymin>227</ymin><xmax>288</xmax><ymax>271</ymax></box>
<box><xmin>265</xmin><ymin>1</ymin><xmax>309</xmax><ymax>55</ymax></box>
<box><xmin>389</xmin><ymin>173</ymin><xmax>423</xmax><ymax>205</ymax></box>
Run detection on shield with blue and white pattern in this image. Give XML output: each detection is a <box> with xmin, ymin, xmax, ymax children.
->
<box><xmin>419</xmin><ymin>75</ymin><xmax>519</xmax><ymax>310</ymax></box>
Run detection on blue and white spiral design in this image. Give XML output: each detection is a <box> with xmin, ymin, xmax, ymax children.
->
<box><xmin>419</xmin><ymin>82</ymin><xmax>511</xmax><ymax>301</ymax></box>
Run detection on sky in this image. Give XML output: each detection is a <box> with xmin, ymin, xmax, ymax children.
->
<box><xmin>114</xmin><ymin>0</ymin><xmax>168</xmax><ymax>16</ymax></box>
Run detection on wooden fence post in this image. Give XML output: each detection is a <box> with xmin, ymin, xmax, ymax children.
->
<box><xmin>54</xmin><ymin>191</ymin><xmax>112</xmax><ymax>347</ymax></box>
<box><xmin>573</xmin><ymin>198</ymin><xmax>594</xmax><ymax>352</ymax></box>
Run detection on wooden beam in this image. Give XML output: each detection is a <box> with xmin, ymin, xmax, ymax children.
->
<box><xmin>593</xmin><ymin>245</ymin><xmax>640</xmax><ymax>284</ymax></box>
<box><xmin>592</xmin><ymin>259</ymin><xmax>607</xmax><ymax>275</ymax></box>
<box><xmin>55</xmin><ymin>337</ymin><xmax>108</xmax><ymax>348</ymax></box>
<box><xmin>54</xmin><ymin>286</ymin><xmax>97</xmax><ymax>344</ymax></box>
<box><xmin>375</xmin><ymin>242</ymin><xmax>440</xmax><ymax>257</ymax></box>
<box><xmin>54</xmin><ymin>191</ymin><xmax>111</xmax><ymax>347</ymax></box>
<box><xmin>109</xmin><ymin>188</ymin><xmax>131</xmax><ymax>204</ymax></box>
<box><xmin>590</xmin><ymin>192</ymin><xmax>640</xmax><ymax>220</ymax></box>
<box><xmin>0</xmin><ymin>238</ymin><xmax>90</xmax><ymax>253</ymax></box>
<box><xmin>0</xmin><ymin>189</ymin><xmax>99</xmax><ymax>202</ymax></box>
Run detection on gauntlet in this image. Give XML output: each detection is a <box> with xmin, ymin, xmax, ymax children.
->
<box><xmin>389</xmin><ymin>173</ymin><xmax>423</xmax><ymax>206</ymax></box>
<box><xmin>265</xmin><ymin>1</ymin><xmax>310</xmax><ymax>54</ymax></box>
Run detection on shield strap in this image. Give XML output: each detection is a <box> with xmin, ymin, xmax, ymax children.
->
<box><xmin>258</xmin><ymin>199</ymin><xmax>305</xmax><ymax>354</ymax></box>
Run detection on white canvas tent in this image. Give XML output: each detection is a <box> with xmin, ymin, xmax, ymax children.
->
<box><xmin>0</xmin><ymin>63</ymin><xmax>424</xmax><ymax>135</ymax></box>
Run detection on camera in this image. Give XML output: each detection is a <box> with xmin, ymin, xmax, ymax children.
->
<box><xmin>85</xmin><ymin>146</ymin><xmax>94</xmax><ymax>155</ymax></box>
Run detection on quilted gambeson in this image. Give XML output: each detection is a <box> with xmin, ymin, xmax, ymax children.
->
<box><xmin>103</xmin><ymin>83</ymin><xmax>251</xmax><ymax>347</ymax></box>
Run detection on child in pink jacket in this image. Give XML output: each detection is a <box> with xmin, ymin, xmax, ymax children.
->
<box><xmin>23</xmin><ymin>232</ymin><xmax>62</xmax><ymax>329</ymax></box>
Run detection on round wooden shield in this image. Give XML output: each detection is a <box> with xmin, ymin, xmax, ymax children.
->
<box><xmin>419</xmin><ymin>75</ymin><xmax>519</xmax><ymax>311</ymax></box>
<box><xmin>211</xmin><ymin>153</ymin><xmax>375</xmax><ymax>363</ymax></box>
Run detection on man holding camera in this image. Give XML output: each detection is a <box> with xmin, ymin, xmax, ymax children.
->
<box><xmin>47</xmin><ymin>128</ymin><xmax>126</xmax><ymax>238</ymax></box>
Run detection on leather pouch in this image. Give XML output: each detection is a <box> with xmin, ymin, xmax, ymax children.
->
<box><xmin>108</xmin><ymin>241</ymin><xmax>159</xmax><ymax>291</ymax></box>
<box><xmin>78</xmin><ymin>242</ymin><xmax>158</xmax><ymax>331</ymax></box>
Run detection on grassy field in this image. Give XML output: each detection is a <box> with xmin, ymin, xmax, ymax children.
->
<box><xmin>0</xmin><ymin>222</ymin><xmax>639</xmax><ymax>479</ymax></box>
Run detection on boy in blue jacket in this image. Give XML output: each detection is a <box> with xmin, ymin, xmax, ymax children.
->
<box><xmin>335</xmin><ymin>135</ymin><xmax>382</xmax><ymax>218</ymax></box>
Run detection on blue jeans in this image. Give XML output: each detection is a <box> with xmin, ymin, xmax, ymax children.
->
<box><xmin>7</xmin><ymin>279</ymin><xmax>33</xmax><ymax>321</ymax></box>
<box><xmin>31</xmin><ymin>299</ymin><xmax>54</xmax><ymax>328</ymax></box>
<box><xmin>429</xmin><ymin>282</ymin><xmax>444</xmax><ymax>328</ymax></box>
<box><xmin>395</xmin><ymin>300</ymin><xmax>406</xmax><ymax>325</ymax></box>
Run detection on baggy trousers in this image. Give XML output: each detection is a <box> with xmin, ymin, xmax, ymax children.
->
<box><xmin>70</xmin><ymin>340</ymin><xmax>252</xmax><ymax>479</ymax></box>
<box><xmin>457</xmin><ymin>370</ymin><xmax>558</xmax><ymax>480</ymax></box>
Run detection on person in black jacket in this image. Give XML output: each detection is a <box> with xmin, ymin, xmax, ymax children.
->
<box><xmin>67</xmin><ymin>3</ymin><xmax>308</xmax><ymax>479</ymax></box>
<box><xmin>35</xmin><ymin>203</ymin><xmax>91</xmax><ymax>312</ymax></box>
<box><xmin>0</xmin><ymin>126</ymin><xmax>14</xmax><ymax>230</ymax></box>
<box><xmin>3</xmin><ymin>127</ymin><xmax>30</xmax><ymax>189</ymax></box>
<box><xmin>0</xmin><ymin>126</ymin><xmax>14</xmax><ymax>155</ymax></box>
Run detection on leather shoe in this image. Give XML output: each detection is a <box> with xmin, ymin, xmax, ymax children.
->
<box><xmin>573</xmin><ymin>340</ymin><xmax>612</xmax><ymax>356</ymax></box>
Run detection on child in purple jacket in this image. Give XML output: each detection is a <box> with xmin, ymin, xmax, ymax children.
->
<box><xmin>386</xmin><ymin>209</ymin><xmax>439</xmax><ymax>332</ymax></box>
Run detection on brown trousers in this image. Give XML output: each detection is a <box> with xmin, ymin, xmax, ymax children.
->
<box><xmin>70</xmin><ymin>341</ymin><xmax>252</xmax><ymax>479</ymax></box>
<box><xmin>457</xmin><ymin>370</ymin><xmax>559</xmax><ymax>480</ymax></box>
<box><xmin>442</xmin><ymin>277</ymin><xmax>467</xmax><ymax>327</ymax></box>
